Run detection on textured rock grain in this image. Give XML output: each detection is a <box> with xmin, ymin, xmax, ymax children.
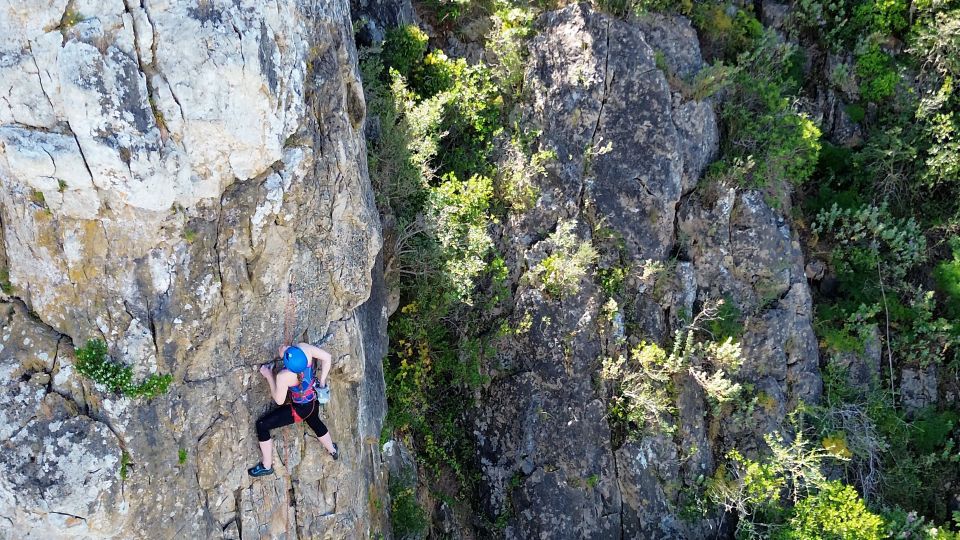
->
<box><xmin>474</xmin><ymin>4</ymin><xmax>820</xmax><ymax>538</ymax></box>
<box><xmin>0</xmin><ymin>0</ymin><xmax>386</xmax><ymax>538</ymax></box>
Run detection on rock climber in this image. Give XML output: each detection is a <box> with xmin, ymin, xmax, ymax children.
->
<box><xmin>248</xmin><ymin>342</ymin><xmax>338</xmax><ymax>477</ymax></box>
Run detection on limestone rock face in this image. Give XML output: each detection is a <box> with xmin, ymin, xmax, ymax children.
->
<box><xmin>474</xmin><ymin>4</ymin><xmax>820</xmax><ymax>538</ymax></box>
<box><xmin>0</xmin><ymin>0</ymin><xmax>386</xmax><ymax>538</ymax></box>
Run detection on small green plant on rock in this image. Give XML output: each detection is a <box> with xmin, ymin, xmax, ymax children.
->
<box><xmin>774</xmin><ymin>481</ymin><xmax>885</xmax><ymax>540</ymax></box>
<box><xmin>60</xmin><ymin>8</ymin><xmax>84</xmax><ymax>29</ymax></box>
<box><xmin>119</xmin><ymin>451</ymin><xmax>132</xmax><ymax>480</ymax></box>
<box><xmin>178</xmin><ymin>448</ymin><xmax>188</xmax><ymax>465</ymax></box>
<box><xmin>74</xmin><ymin>339</ymin><xmax>173</xmax><ymax>399</ymax></box>
<box><xmin>30</xmin><ymin>189</ymin><xmax>46</xmax><ymax>208</ymax></box>
<box><xmin>602</xmin><ymin>301</ymin><xmax>744</xmax><ymax>436</ymax></box>
<box><xmin>0</xmin><ymin>267</ymin><xmax>12</xmax><ymax>295</ymax></box>
<box><xmin>529</xmin><ymin>220</ymin><xmax>598</xmax><ymax>298</ymax></box>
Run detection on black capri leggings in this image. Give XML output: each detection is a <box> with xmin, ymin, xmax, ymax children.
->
<box><xmin>255</xmin><ymin>401</ymin><xmax>328</xmax><ymax>442</ymax></box>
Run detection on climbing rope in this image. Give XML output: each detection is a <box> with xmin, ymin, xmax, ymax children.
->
<box><xmin>280</xmin><ymin>273</ymin><xmax>298</xmax><ymax>538</ymax></box>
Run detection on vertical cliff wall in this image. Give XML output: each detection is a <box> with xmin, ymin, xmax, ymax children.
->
<box><xmin>474</xmin><ymin>5</ymin><xmax>821</xmax><ymax>538</ymax></box>
<box><xmin>0</xmin><ymin>0</ymin><xmax>386</xmax><ymax>537</ymax></box>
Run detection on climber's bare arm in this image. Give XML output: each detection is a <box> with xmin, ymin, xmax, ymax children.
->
<box><xmin>297</xmin><ymin>342</ymin><xmax>332</xmax><ymax>387</ymax></box>
<box><xmin>258</xmin><ymin>364</ymin><xmax>297</xmax><ymax>405</ymax></box>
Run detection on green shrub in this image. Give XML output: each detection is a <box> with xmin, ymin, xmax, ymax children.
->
<box><xmin>529</xmin><ymin>220</ymin><xmax>598</xmax><ymax>297</ymax></box>
<box><xmin>934</xmin><ymin>237</ymin><xmax>960</xmax><ymax>318</ymax></box>
<box><xmin>364</xmin><ymin>34</ymin><xmax>503</xmax><ymax>490</ymax></box>
<box><xmin>853</xmin><ymin>0</ymin><xmax>910</xmax><ymax>37</ymax></box>
<box><xmin>488</xmin><ymin>3</ymin><xmax>538</xmax><ymax>98</ymax></box>
<box><xmin>383</xmin><ymin>25</ymin><xmax>429</xmax><ymax>79</ymax></box>
<box><xmin>0</xmin><ymin>267</ymin><xmax>12</xmax><ymax>295</ymax></box>
<box><xmin>412</xmin><ymin>50</ymin><xmax>462</xmax><ymax>98</ymax></box>
<box><xmin>692</xmin><ymin>3</ymin><xmax>764</xmax><ymax>62</ymax></box>
<box><xmin>709</xmin><ymin>433</ymin><xmax>832</xmax><ymax>538</ymax></box>
<box><xmin>909</xmin><ymin>9</ymin><xmax>960</xmax><ymax>79</ymax></box>
<box><xmin>814</xmin><ymin>203</ymin><xmax>926</xmax><ymax>286</ymax></box>
<box><xmin>74</xmin><ymin>339</ymin><xmax>172</xmax><ymax>399</ymax></box>
<box><xmin>603</xmin><ymin>306</ymin><xmax>744</xmax><ymax>438</ymax></box>
<box><xmin>390</xmin><ymin>473</ymin><xmax>428</xmax><ymax>537</ymax></box>
<box><xmin>420</xmin><ymin>0</ymin><xmax>471</xmax><ymax>22</ymax></box>
<box><xmin>708</xmin><ymin>297</ymin><xmax>743</xmax><ymax>342</ymax></box>
<box><xmin>428</xmin><ymin>172</ymin><xmax>495</xmax><ymax>304</ymax></box>
<box><xmin>776</xmin><ymin>481</ymin><xmax>885</xmax><ymax>540</ymax></box>
<box><xmin>919</xmin><ymin>103</ymin><xmax>960</xmax><ymax>188</ymax></box>
<box><xmin>438</xmin><ymin>63</ymin><xmax>502</xmax><ymax>180</ymax></box>
<box><xmin>790</xmin><ymin>0</ymin><xmax>858</xmax><ymax>49</ymax></box>
<box><xmin>855</xmin><ymin>43</ymin><xmax>898</xmax><ymax>102</ymax></box>
<box><xmin>889</xmin><ymin>289</ymin><xmax>957</xmax><ymax>368</ymax></box>
<box><xmin>61</xmin><ymin>8</ymin><xmax>84</xmax><ymax>29</ymax></box>
<box><xmin>178</xmin><ymin>448</ymin><xmax>188</xmax><ymax>465</ymax></box>
<box><xmin>715</xmin><ymin>32</ymin><xmax>822</xmax><ymax>193</ymax></box>
<box><xmin>845</xmin><ymin>103</ymin><xmax>866</xmax><ymax>123</ymax></box>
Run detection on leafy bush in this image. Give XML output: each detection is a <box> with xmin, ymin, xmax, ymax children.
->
<box><xmin>602</xmin><ymin>340</ymin><xmax>677</xmax><ymax>435</ymax></box>
<box><xmin>889</xmin><ymin>288</ymin><xmax>958</xmax><ymax>368</ymax></box>
<box><xmin>364</xmin><ymin>22</ymin><xmax>510</xmax><ymax>494</ymax></box>
<box><xmin>602</xmin><ymin>303</ymin><xmax>744</xmax><ymax>437</ymax></box>
<box><xmin>412</xmin><ymin>50</ymin><xmax>462</xmax><ymax>98</ymax></box>
<box><xmin>390</xmin><ymin>473</ymin><xmax>428</xmax><ymax>538</ymax></box>
<box><xmin>692</xmin><ymin>3</ymin><xmax>764</xmax><ymax>62</ymax></box>
<box><xmin>814</xmin><ymin>203</ymin><xmax>925</xmax><ymax>286</ymax></box>
<box><xmin>855</xmin><ymin>42</ymin><xmax>898</xmax><ymax>103</ymax></box>
<box><xmin>382</xmin><ymin>25</ymin><xmax>429</xmax><ymax>79</ymax></box>
<box><xmin>853</xmin><ymin>0</ymin><xmax>910</xmax><ymax>37</ymax></box>
<box><xmin>709</xmin><ymin>432</ymin><xmax>832</xmax><ymax>539</ymax></box>
<box><xmin>74</xmin><ymin>339</ymin><xmax>172</xmax><ymax>399</ymax></box>
<box><xmin>428</xmin><ymin>173</ymin><xmax>495</xmax><ymax>304</ymax></box>
<box><xmin>498</xmin><ymin>135</ymin><xmax>554</xmax><ymax>212</ymax></box>
<box><xmin>775</xmin><ymin>481</ymin><xmax>885</xmax><ymax>540</ymax></box>
<box><xmin>790</xmin><ymin>0</ymin><xmax>858</xmax><ymax>49</ymax></box>
<box><xmin>934</xmin><ymin>237</ymin><xmax>960</xmax><ymax>318</ymax></box>
<box><xmin>713</xmin><ymin>32</ymin><xmax>822</xmax><ymax>194</ymax></box>
<box><xmin>529</xmin><ymin>220</ymin><xmax>598</xmax><ymax>297</ymax></box>
<box><xmin>487</xmin><ymin>2</ymin><xmax>538</xmax><ymax>98</ymax></box>
<box><xmin>0</xmin><ymin>267</ymin><xmax>12</xmax><ymax>295</ymax></box>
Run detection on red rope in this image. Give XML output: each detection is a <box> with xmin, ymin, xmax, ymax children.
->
<box><xmin>280</xmin><ymin>275</ymin><xmax>296</xmax><ymax>537</ymax></box>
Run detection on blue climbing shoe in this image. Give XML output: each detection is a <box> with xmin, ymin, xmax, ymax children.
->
<box><xmin>247</xmin><ymin>462</ymin><xmax>274</xmax><ymax>477</ymax></box>
<box><xmin>330</xmin><ymin>443</ymin><xmax>339</xmax><ymax>461</ymax></box>
<box><xmin>316</xmin><ymin>383</ymin><xmax>331</xmax><ymax>404</ymax></box>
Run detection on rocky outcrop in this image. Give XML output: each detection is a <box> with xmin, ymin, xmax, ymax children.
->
<box><xmin>473</xmin><ymin>4</ymin><xmax>820</xmax><ymax>538</ymax></box>
<box><xmin>0</xmin><ymin>0</ymin><xmax>386</xmax><ymax>538</ymax></box>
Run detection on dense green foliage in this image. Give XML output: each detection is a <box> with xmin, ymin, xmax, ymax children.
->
<box><xmin>367</xmin><ymin>0</ymin><xmax>960</xmax><ymax>536</ymax></box>
<box><xmin>776</xmin><ymin>481</ymin><xmax>885</xmax><ymax>540</ymax></box>
<box><xmin>74</xmin><ymin>339</ymin><xmax>172</xmax><ymax>399</ymax></box>
<box><xmin>364</xmin><ymin>4</ymin><xmax>544</xmax><ymax>528</ymax></box>
<box><xmin>389</xmin><ymin>473</ymin><xmax>429</xmax><ymax>537</ymax></box>
<box><xmin>701</xmin><ymin>21</ymin><xmax>822</xmax><ymax>200</ymax></box>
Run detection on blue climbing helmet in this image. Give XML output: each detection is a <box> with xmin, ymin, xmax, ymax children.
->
<box><xmin>283</xmin><ymin>346</ymin><xmax>308</xmax><ymax>373</ymax></box>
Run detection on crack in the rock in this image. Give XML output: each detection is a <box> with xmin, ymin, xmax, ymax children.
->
<box><xmin>635</xmin><ymin>176</ymin><xmax>655</xmax><ymax>199</ymax></box>
<box><xmin>49</xmin><ymin>511</ymin><xmax>87</xmax><ymax>521</ymax></box>
<box><xmin>579</xmin><ymin>20</ymin><xmax>612</xmax><ymax>221</ymax></box>
<box><xmin>586</xmin><ymin>20</ymin><xmax>612</xmax><ymax>160</ymax></box>
<box><xmin>230</xmin><ymin>22</ymin><xmax>245</xmax><ymax>69</ymax></box>
<box><xmin>231</xmin><ymin>487</ymin><xmax>243</xmax><ymax>537</ymax></box>
<box><xmin>211</xmin><ymin>189</ymin><xmax>229</xmax><ymax>308</ymax></box>
<box><xmin>26</xmin><ymin>43</ymin><xmax>55</xmax><ymax>114</ymax></box>
<box><xmin>69</xmin><ymin>130</ymin><xmax>94</xmax><ymax>182</ymax></box>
